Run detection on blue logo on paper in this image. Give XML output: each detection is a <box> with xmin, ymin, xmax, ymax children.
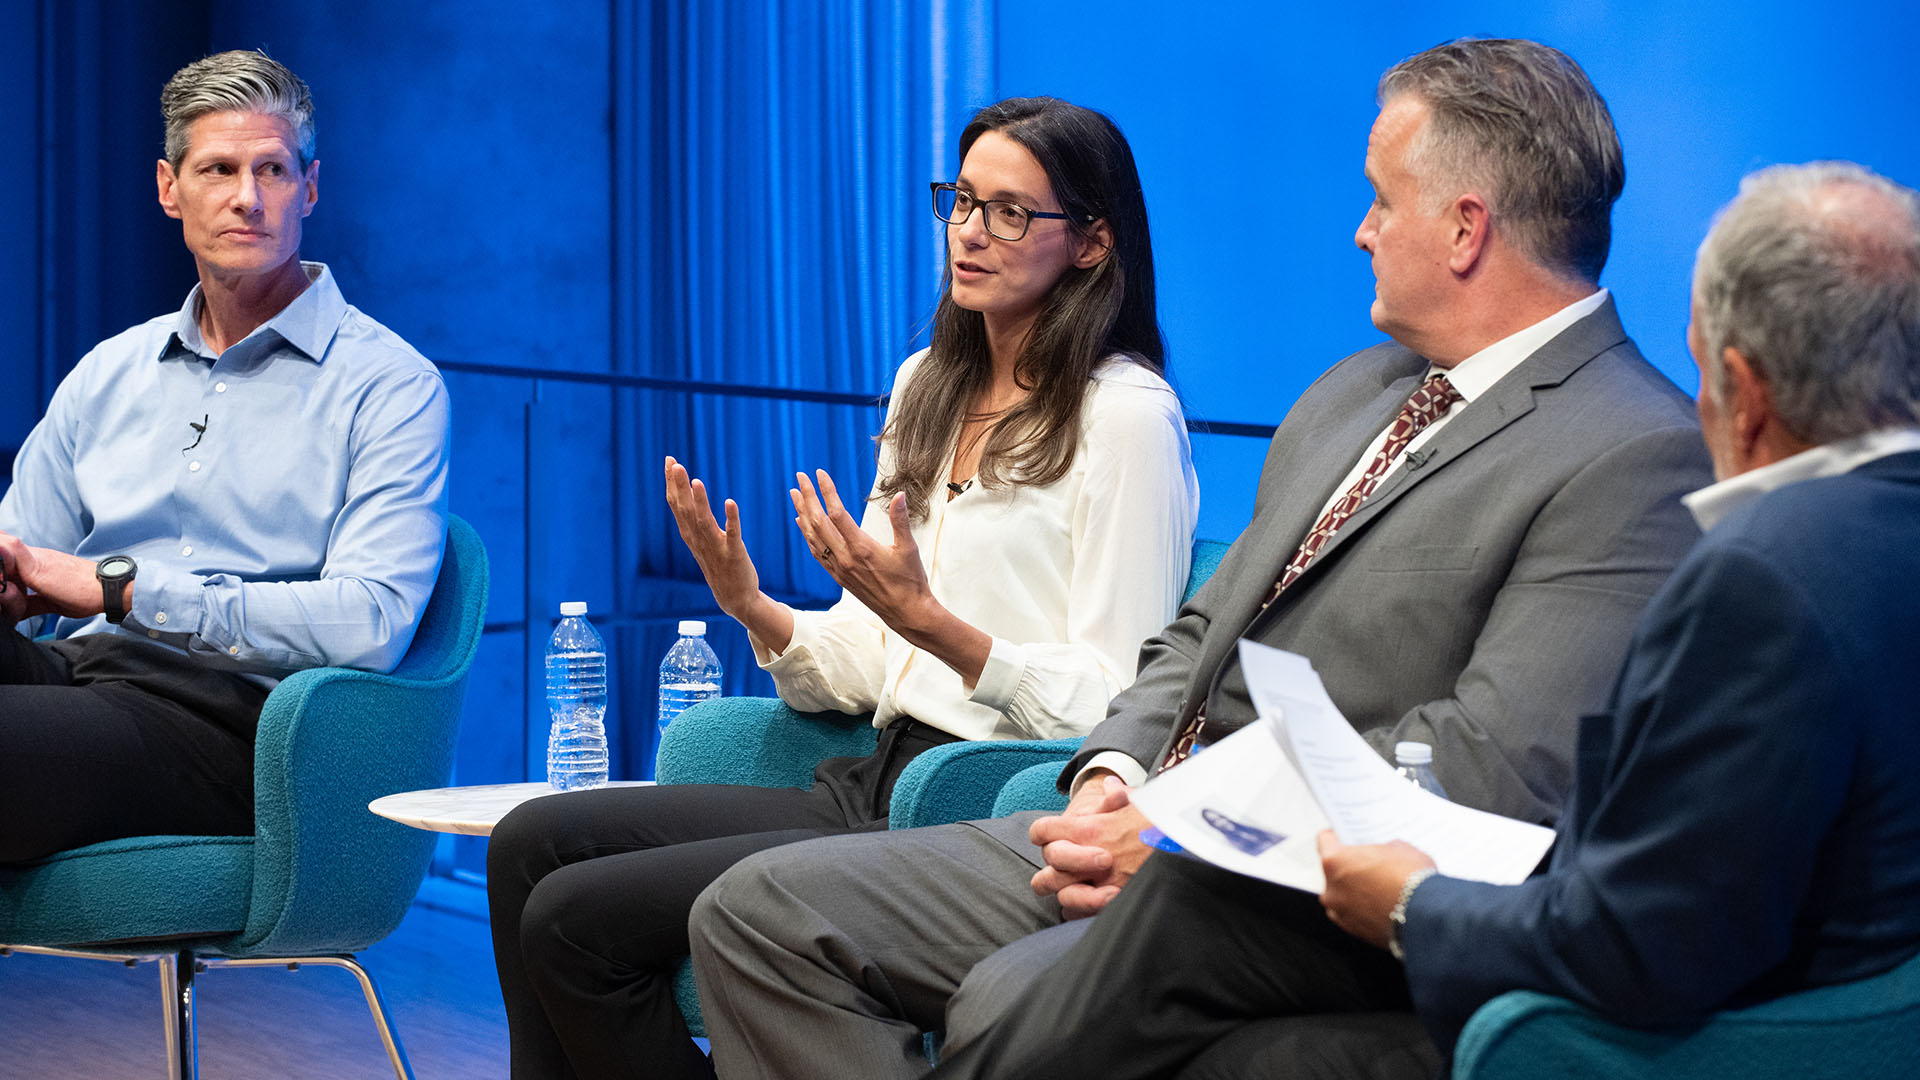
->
<box><xmin>1200</xmin><ymin>807</ymin><xmax>1286</xmax><ymax>856</ymax></box>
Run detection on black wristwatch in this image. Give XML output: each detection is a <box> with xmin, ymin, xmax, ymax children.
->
<box><xmin>96</xmin><ymin>554</ymin><xmax>137</xmax><ymax>625</ymax></box>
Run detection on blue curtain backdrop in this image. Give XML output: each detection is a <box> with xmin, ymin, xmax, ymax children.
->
<box><xmin>4</xmin><ymin>1</ymin><xmax>207</xmax><ymax>456</ymax></box>
<box><xmin>608</xmin><ymin>0</ymin><xmax>993</xmax><ymax>776</ymax></box>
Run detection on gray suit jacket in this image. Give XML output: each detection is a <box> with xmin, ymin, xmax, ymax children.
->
<box><xmin>977</xmin><ymin>300</ymin><xmax>1713</xmax><ymax>857</ymax></box>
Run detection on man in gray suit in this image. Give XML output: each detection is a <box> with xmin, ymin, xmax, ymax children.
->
<box><xmin>688</xmin><ymin>38</ymin><xmax>1711</xmax><ymax>1080</ymax></box>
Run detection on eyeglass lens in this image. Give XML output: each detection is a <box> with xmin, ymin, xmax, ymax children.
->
<box><xmin>933</xmin><ymin>186</ymin><xmax>1032</xmax><ymax>241</ymax></box>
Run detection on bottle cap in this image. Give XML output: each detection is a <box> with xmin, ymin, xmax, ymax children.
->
<box><xmin>1394</xmin><ymin>741</ymin><xmax>1433</xmax><ymax>765</ymax></box>
<box><xmin>560</xmin><ymin>601</ymin><xmax>588</xmax><ymax>617</ymax></box>
<box><xmin>678</xmin><ymin>619</ymin><xmax>707</xmax><ymax>636</ymax></box>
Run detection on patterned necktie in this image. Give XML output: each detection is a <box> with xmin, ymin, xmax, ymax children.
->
<box><xmin>1160</xmin><ymin>372</ymin><xmax>1464</xmax><ymax>770</ymax></box>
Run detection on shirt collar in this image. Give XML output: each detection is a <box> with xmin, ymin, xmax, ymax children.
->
<box><xmin>1682</xmin><ymin>427</ymin><xmax>1920</xmax><ymax>531</ymax></box>
<box><xmin>161</xmin><ymin>261</ymin><xmax>345</xmax><ymax>364</ymax></box>
<box><xmin>1434</xmin><ymin>288</ymin><xmax>1610</xmax><ymax>403</ymax></box>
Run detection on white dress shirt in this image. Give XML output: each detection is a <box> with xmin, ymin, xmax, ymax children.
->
<box><xmin>1682</xmin><ymin>427</ymin><xmax>1920</xmax><ymax>530</ymax></box>
<box><xmin>754</xmin><ymin>350</ymin><xmax>1200</xmax><ymax>742</ymax></box>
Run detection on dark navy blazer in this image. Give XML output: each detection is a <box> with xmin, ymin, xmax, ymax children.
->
<box><xmin>1399</xmin><ymin>449</ymin><xmax>1920</xmax><ymax>1054</ymax></box>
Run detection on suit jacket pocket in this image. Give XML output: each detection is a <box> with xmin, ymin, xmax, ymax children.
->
<box><xmin>1365</xmin><ymin>545</ymin><xmax>1479</xmax><ymax>573</ymax></box>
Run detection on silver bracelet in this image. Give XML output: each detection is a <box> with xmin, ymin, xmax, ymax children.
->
<box><xmin>1387</xmin><ymin>867</ymin><xmax>1438</xmax><ymax>961</ymax></box>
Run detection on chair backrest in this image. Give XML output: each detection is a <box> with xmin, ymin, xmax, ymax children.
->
<box><xmin>1184</xmin><ymin>538</ymin><xmax>1231</xmax><ymax>604</ymax></box>
<box><xmin>390</xmin><ymin>515</ymin><xmax>491</xmax><ymax>686</ymax></box>
<box><xmin>227</xmin><ymin>514</ymin><xmax>489</xmax><ymax>957</ymax></box>
<box><xmin>1455</xmin><ymin>951</ymin><xmax>1920</xmax><ymax>1079</ymax></box>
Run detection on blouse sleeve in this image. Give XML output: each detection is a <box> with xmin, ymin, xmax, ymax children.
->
<box><xmin>751</xmin><ymin>504</ymin><xmax>893</xmax><ymax>715</ymax></box>
<box><xmin>968</xmin><ymin>374</ymin><xmax>1198</xmax><ymax>739</ymax></box>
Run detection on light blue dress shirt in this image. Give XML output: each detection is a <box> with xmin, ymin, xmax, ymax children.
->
<box><xmin>0</xmin><ymin>262</ymin><xmax>450</xmax><ymax>679</ymax></box>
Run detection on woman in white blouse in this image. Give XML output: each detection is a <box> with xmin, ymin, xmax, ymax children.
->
<box><xmin>488</xmin><ymin>96</ymin><xmax>1199</xmax><ymax>1080</ymax></box>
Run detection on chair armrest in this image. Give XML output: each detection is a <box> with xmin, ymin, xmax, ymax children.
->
<box><xmin>654</xmin><ymin>696</ymin><xmax>879</xmax><ymax>789</ymax></box>
<box><xmin>990</xmin><ymin>761</ymin><xmax>1071</xmax><ymax>818</ymax></box>
<box><xmin>889</xmin><ymin>738</ymin><xmax>1081</xmax><ymax>830</ymax></box>
<box><xmin>1455</xmin><ymin>950</ymin><xmax>1920</xmax><ymax>1080</ymax></box>
<box><xmin>240</xmin><ymin>664</ymin><xmax>466</xmax><ymax>956</ymax></box>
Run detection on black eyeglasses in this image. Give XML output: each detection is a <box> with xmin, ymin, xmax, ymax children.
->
<box><xmin>930</xmin><ymin>182</ymin><xmax>1084</xmax><ymax>241</ymax></box>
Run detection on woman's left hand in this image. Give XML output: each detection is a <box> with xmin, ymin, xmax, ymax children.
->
<box><xmin>790</xmin><ymin>470</ymin><xmax>938</xmax><ymax>633</ymax></box>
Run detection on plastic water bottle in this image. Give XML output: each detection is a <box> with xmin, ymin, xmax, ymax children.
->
<box><xmin>1394</xmin><ymin>741</ymin><xmax>1447</xmax><ymax>799</ymax></box>
<box><xmin>656</xmin><ymin>620</ymin><xmax>723</xmax><ymax>765</ymax></box>
<box><xmin>545</xmin><ymin>602</ymin><xmax>609</xmax><ymax>791</ymax></box>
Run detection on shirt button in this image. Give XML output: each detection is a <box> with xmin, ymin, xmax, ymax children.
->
<box><xmin>228</xmin><ymin>646</ymin><xmax>240</xmax><ymax>655</ymax></box>
<box><xmin>188</xmin><ymin>461</ymin><xmax>201</xmax><ymax>472</ymax></box>
<box><xmin>182</xmin><ymin>545</ymin><xmax>194</xmax><ymax>557</ymax></box>
<box><xmin>214</xmin><ymin>382</ymin><xmax>228</xmax><ymax>393</ymax></box>
<box><xmin>148</xmin><ymin>629</ymin><xmax>161</xmax><ymax>638</ymax></box>
<box><xmin>155</xmin><ymin>612</ymin><xmax>169</xmax><ymax>625</ymax></box>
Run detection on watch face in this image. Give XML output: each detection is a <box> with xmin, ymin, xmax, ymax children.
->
<box><xmin>98</xmin><ymin>556</ymin><xmax>135</xmax><ymax>578</ymax></box>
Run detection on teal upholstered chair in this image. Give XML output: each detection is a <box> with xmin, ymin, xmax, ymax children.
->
<box><xmin>938</xmin><ymin>536</ymin><xmax>1231</xmax><ymax>826</ymax></box>
<box><xmin>0</xmin><ymin>514</ymin><xmax>489</xmax><ymax>1080</ymax></box>
<box><xmin>661</xmin><ymin>537</ymin><xmax>1231</xmax><ymax>1033</ymax></box>
<box><xmin>1453</xmin><ymin>949</ymin><xmax>1920</xmax><ymax>1080</ymax></box>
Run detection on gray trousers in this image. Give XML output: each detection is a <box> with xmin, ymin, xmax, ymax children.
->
<box><xmin>688</xmin><ymin>821</ymin><xmax>1439</xmax><ymax>1080</ymax></box>
<box><xmin>917</xmin><ymin>854</ymin><xmax>1434</xmax><ymax>1080</ymax></box>
<box><xmin>688</xmin><ymin>816</ymin><xmax>1061</xmax><ymax>1079</ymax></box>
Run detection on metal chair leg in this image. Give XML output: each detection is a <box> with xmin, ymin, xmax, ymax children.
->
<box><xmin>319</xmin><ymin>955</ymin><xmax>415</xmax><ymax>1080</ymax></box>
<box><xmin>158</xmin><ymin>949</ymin><xmax>199</xmax><ymax>1080</ymax></box>
<box><xmin>2</xmin><ymin>944</ymin><xmax>200</xmax><ymax>1079</ymax></box>
<box><xmin>3</xmin><ymin>945</ymin><xmax>413</xmax><ymax>1080</ymax></box>
<box><xmin>205</xmin><ymin>955</ymin><xmax>415</xmax><ymax>1080</ymax></box>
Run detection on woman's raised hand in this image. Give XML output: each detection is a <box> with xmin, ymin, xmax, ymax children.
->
<box><xmin>790</xmin><ymin>470</ymin><xmax>936</xmax><ymax>634</ymax></box>
<box><xmin>664</xmin><ymin>456</ymin><xmax>763</xmax><ymax>619</ymax></box>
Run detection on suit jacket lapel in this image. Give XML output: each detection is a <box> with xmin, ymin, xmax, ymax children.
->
<box><xmin>1179</xmin><ymin>362</ymin><xmax>1425</xmax><ymax>717</ymax></box>
<box><xmin>1266</xmin><ymin>300</ymin><xmax>1632</xmax><ymax>601</ymax></box>
<box><xmin>1253</xmin><ymin>370</ymin><xmax>1423</xmax><ymax>572</ymax></box>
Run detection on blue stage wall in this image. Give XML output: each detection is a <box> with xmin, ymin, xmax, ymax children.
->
<box><xmin>0</xmin><ymin>7</ymin><xmax>37</xmax><ymax>447</ymax></box>
<box><xmin>3</xmin><ymin>0</ymin><xmax>1918</xmax><ymax>885</ymax></box>
<box><xmin>995</xmin><ymin>0</ymin><xmax>1920</xmax><ymax>541</ymax></box>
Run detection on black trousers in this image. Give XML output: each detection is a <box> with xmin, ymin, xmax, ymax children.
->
<box><xmin>923</xmin><ymin>852</ymin><xmax>1439</xmax><ymax>1080</ymax></box>
<box><xmin>0</xmin><ymin>631</ymin><xmax>268</xmax><ymax>864</ymax></box>
<box><xmin>487</xmin><ymin>718</ymin><xmax>961</xmax><ymax>1080</ymax></box>
<box><xmin>1176</xmin><ymin>1015</ymin><xmax>1441</xmax><ymax>1080</ymax></box>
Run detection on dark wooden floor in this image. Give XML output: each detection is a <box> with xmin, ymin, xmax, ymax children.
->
<box><xmin>0</xmin><ymin>881</ymin><xmax>510</xmax><ymax>1079</ymax></box>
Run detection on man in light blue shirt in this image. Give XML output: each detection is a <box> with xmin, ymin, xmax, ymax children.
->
<box><xmin>0</xmin><ymin>50</ymin><xmax>449</xmax><ymax>863</ymax></box>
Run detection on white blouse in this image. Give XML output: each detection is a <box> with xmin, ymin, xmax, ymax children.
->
<box><xmin>754</xmin><ymin>349</ymin><xmax>1200</xmax><ymax>742</ymax></box>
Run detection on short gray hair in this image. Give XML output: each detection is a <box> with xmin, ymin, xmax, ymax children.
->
<box><xmin>1378</xmin><ymin>38</ymin><xmax>1624</xmax><ymax>283</ymax></box>
<box><xmin>1692</xmin><ymin>162</ymin><xmax>1920</xmax><ymax>443</ymax></box>
<box><xmin>161</xmin><ymin>50</ymin><xmax>315</xmax><ymax>169</ymax></box>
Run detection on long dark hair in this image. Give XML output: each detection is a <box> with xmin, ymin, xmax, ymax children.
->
<box><xmin>876</xmin><ymin>96</ymin><xmax>1164</xmax><ymax>521</ymax></box>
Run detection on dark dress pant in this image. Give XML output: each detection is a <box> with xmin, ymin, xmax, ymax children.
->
<box><xmin>487</xmin><ymin>718</ymin><xmax>958</xmax><ymax>1080</ymax></box>
<box><xmin>1176</xmin><ymin>1015</ymin><xmax>1441</xmax><ymax>1080</ymax></box>
<box><xmin>923</xmin><ymin>852</ymin><xmax>1433</xmax><ymax>1080</ymax></box>
<box><xmin>0</xmin><ymin>631</ymin><xmax>266</xmax><ymax>864</ymax></box>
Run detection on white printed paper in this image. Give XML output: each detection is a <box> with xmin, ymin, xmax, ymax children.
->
<box><xmin>1129</xmin><ymin>716</ymin><xmax>1334</xmax><ymax>892</ymax></box>
<box><xmin>1131</xmin><ymin>640</ymin><xmax>1555</xmax><ymax>893</ymax></box>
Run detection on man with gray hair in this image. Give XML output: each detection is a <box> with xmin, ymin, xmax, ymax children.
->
<box><xmin>937</xmin><ymin>161</ymin><xmax>1920</xmax><ymax>1077</ymax></box>
<box><xmin>688</xmin><ymin>38</ymin><xmax>1713</xmax><ymax>1080</ymax></box>
<box><xmin>0</xmin><ymin>50</ymin><xmax>448</xmax><ymax>863</ymax></box>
